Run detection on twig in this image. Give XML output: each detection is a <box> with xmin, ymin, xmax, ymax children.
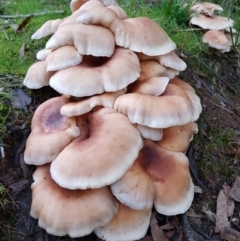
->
<box><xmin>174</xmin><ymin>28</ymin><xmax>204</xmax><ymax>32</ymax></box>
<box><xmin>212</xmin><ymin>103</ymin><xmax>235</xmax><ymax>114</ymax></box>
<box><xmin>0</xmin><ymin>10</ymin><xmax>65</xmax><ymax>19</ymax></box>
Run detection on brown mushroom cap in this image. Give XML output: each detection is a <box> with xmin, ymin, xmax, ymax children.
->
<box><xmin>31</xmin><ymin>164</ymin><xmax>119</xmax><ymax>237</ymax></box>
<box><xmin>78</xmin><ymin>6</ymin><xmax>176</xmax><ymax>55</ymax></box>
<box><xmin>24</xmin><ymin>96</ymin><xmax>80</xmax><ymax>165</ymax></box>
<box><xmin>49</xmin><ymin>48</ymin><xmax>140</xmax><ymax>97</ymax></box>
<box><xmin>46</xmin><ymin>46</ymin><xmax>83</xmax><ymax>71</ymax></box>
<box><xmin>60</xmin><ymin>89</ymin><xmax>126</xmax><ymax>117</ymax></box>
<box><xmin>114</xmin><ymin>93</ymin><xmax>193</xmax><ymax>128</ymax></box>
<box><xmin>95</xmin><ymin>203</ymin><xmax>151</xmax><ymax>241</ymax></box>
<box><xmin>202</xmin><ymin>30</ymin><xmax>231</xmax><ymax>52</ymax></box>
<box><xmin>31</xmin><ymin>19</ymin><xmax>64</xmax><ymax>39</ymax></box>
<box><xmin>141</xmin><ymin>140</ymin><xmax>194</xmax><ymax>215</ymax></box>
<box><xmin>110</xmin><ymin>159</ymin><xmax>155</xmax><ymax>210</ymax></box>
<box><xmin>50</xmin><ymin>108</ymin><xmax>143</xmax><ymax>189</ymax></box>
<box><xmin>155</xmin><ymin>122</ymin><xmax>198</xmax><ymax>152</ymax></box>
<box><xmin>190</xmin><ymin>14</ymin><xmax>234</xmax><ymax>30</ymax></box>
<box><xmin>23</xmin><ymin>61</ymin><xmax>53</xmax><ymax>89</ymax></box>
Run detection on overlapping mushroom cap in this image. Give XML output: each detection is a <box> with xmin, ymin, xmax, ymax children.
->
<box><xmin>22</xmin><ymin>0</ymin><xmax>203</xmax><ymax>239</ymax></box>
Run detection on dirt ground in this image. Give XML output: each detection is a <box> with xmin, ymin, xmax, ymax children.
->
<box><xmin>0</xmin><ymin>49</ymin><xmax>240</xmax><ymax>241</ymax></box>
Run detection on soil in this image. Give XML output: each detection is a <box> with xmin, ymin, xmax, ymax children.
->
<box><xmin>0</xmin><ymin>49</ymin><xmax>240</xmax><ymax>241</ymax></box>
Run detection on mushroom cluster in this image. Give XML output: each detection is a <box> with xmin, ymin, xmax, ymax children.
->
<box><xmin>23</xmin><ymin>0</ymin><xmax>202</xmax><ymax>240</ymax></box>
<box><xmin>189</xmin><ymin>2</ymin><xmax>236</xmax><ymax>52</ymax></box>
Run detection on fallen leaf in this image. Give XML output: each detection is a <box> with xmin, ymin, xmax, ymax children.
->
<box><xmin>19</xmin><ymin>43</ymin><xmax>25</xmax><ymax>59</ymax></box>
<box><xmin>9</xmin><ymin>179</ymin><xmax>28</xmax><ymax>195</ymax></box>
<box><xmin>229</xmin><ymin>177</ymin><xmax>240</xmax><ymax>202</ymax></box>
<box><xmin>215</xmin><ymin>190</ymin><xmax>230</xmax><ymax>233</ymax></box>
<box><xmin>16</xmin><ymin>16</ymin><xmax>32</xmax><ymax>32</ymax></box>
<box><xmin>10</xmin><ymin>23</ymin><xmax>18</xmax><ymax>31</ymax></box>
<box><xmin>194</xmin><ymin>186</ymin><xmax>203</xmax><ymax>194</ymax></box>
<box><xmin>10</xmin><ymin>88</ymin><xmax>31</xmax><ymax>112</ymax></box>
<box><xmin>150</xmin><ymin>213</ymin><xmax>169</xmax><ymax>241</ymax></box>
<box><xmin>220</xmin><ymin>227</ymin><xmax>240</xmax><ymax>241</ymax></box>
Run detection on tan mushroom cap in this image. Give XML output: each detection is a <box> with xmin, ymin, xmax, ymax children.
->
<box><xmin>31</xmin><ymin>19</ymin><xmax>64</xmax><ymax>39</ymax></box>
<box><xmin>190</xmin><ymin>14</ymin><xmax>234</xmax><ymax>30</ymax></box>
<box><xmin>202</xmin><ymin>30</ymin><xmax>231</xmax><ymax>52</ymax></box>
<box><xmin>164</xmin><ymin>67</ymin><xmax>180</xmax><ymax>79</ymax></box>
<box><xmin>136</xmin><ymin>124</ymin><xmax>163</xmax><ymax>141</ymax></box>
<box><xmin>155</xmin><ymin>122</ymin><xmax>198</xmax><ymax>152</ymax></box>
<box><xmin>162</xmin><ymin>83</ymin><xmax>201</xmax><ymax>121</ymax></box>
<box><xmin>46</xmin><ymin>46</ymin><xmax>83</xmax><ymax>71</ymax></box>
<box><xmin>23</xmin><ymin>61</ymin><xmax>53</xmax><ymax>89</ymax></box>
<box><xmin>137</xmin><ymin>51</ymin><xmax>187</xmax><ymax>71</ymax></box>
<box><xmin>46</xmin><ymin>22</ymin><xmax>115</xmax><ymax>57</ymax></box>
<box><xmin>190</xmin><ymin>2</ymin><xmax>223</xmax><ymax>17</ymax></box>
<box><xmin>141</xmin><ymin>140</ymin><xmax>194</xmax><ymax>215</ymax></box>
<box><xmin>36</xmin><ymin>48</ymin><xmax>53</xmax><ymax>60</ymax></box>
<box><xmin>50</xmin><ymin>108</ymin><xmax>143</xmax><ymax>190</ymax></box>
<box><xmin>110</xmin><ymin>159</ymin><xmax>155</xmax><ymax>210</ymax></box>
<box><xmin>49</xmin><ymin>48</ymin><xmax>140</xmax><ymax>97</ymax></box>
<box><xmin>70</xmin><ymin>0</ymin><xmax>88</xmax><ymax>12</ymax></box>
<box><xmin>78</xmin><ymin>6</ymin><xmax>176</xmax><ymax>55</ymax></box>
<box><xmin>108</xmin><ymin>5</ymin><xmax>127</xmax><ymax>19</ymax></box>
<box><xmin>114</xmin><ymin>93</ymin><xmax>193</xmax><ymax>128</ymax></box>
<box><xmin>31</xmin><ymin>164</ymin><xmax>119</xmax><ymax>238</ymax></box>
<box><xmin>60</xmin><ymin>89</ymin><xmax>126</xmax><ymax>117</ymax></box>
<box><xmin>95</xmin><ymin>203</ymin><xmax>151</xmax><ymax>241</ymax></box>
<box><xmin>169</xmin><ymin>77</ymin><xmax>195</xmax><ymax>93</ymax></box>
<box><xmin>24</xmin><ymin>97</ymin><xmax>80</xmax><ymax>165</ymax></box>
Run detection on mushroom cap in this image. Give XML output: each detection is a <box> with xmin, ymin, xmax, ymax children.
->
<box><xmin>95</xmin><ymin>203</ymin><xmax>151</xmax><ymax>241</ymax></box>
<box><xmin>155</xmin><ymin>122</ymin><xmax>198</xmax><ymax>152</ymax></box>
<box><xmin>31</xmin><ymin>164</ymin><xmax>119</xmax><ymax>238</ymax></box>
<box><xmin>114</xmin><ymin>93</ymin><xmax>193</xmax><ymax>128</ymax></box>
<box><xmin>141</xmin><ymin>140</ymin><xmax>194</xmax><ymax>215</ymax></box>
<box><xmin>137</xmin><ymin>51</ymin><xmax>187</xmax><ymax>71</ymax></box>
<box><xmin>107</xmin><ymin>5</ymin><xmax>127</xmax><ymax>19</ymax></box>
<box><xmin>50</xmin><ymin>108</ymin><xmax>143</xmax><ymax>189</ymax></box>
<box><xmin>202</xmin><ymin>30</ymin><xmax>231</xmax><ymax>52</ymax></box>
<box><xmin>190</xmin><ymin>14</ymin><xmax>234</xmax><ymax>30</ymax></box>
<box><xmin>110</xmin><ymin>159</ymin><xmax>155</xmax><ymax>210</ymax></box>
<box><xmin>164</xmin><ymin>67</ymin><xmax>180</xmax><ymax>79</ymax></box>
<box><xmin>23</xmin><ymin>61</ymin><xmax>53</xmax><ymax>89</ymax></box>
<box><xmin>70</xmin><ymin>0</ymin><xmax>88</xmax><ymax>12</ymax></box>
<box><xmin>46</xmin><ymin>22</ymin><xmax>115</xmax><ymax>57</ymax></box>
<box><xmin>46</xmin><ymin>46</ymin><xmax>83</xmax><ymax>71</ymax></box>
<box><xmin>136</xmin><ymin>124</ymin><xmax>163</xmax><ymax>141</ymax></box>
<box><xmin>31</xmin><ymin>19</ymin><xmax>64</xmax><ymax>39</ymax></box>
<box><xmin>24</xmin><ymin>96</ymin><xmax>80</xmax><ymax>165</ymax></box>
<box><xmin>49</xmin><ymin>47</ymin><xmax>140</xmax><ymax>97</ymax></box>
<box><xmin>36</xmin><ymin>48</ymin><xmax>53</xmax><ymax>60</ymax></box>
<box><xmin>190</xmin><ymin>2</ymin><xmax>223</xmax><ymax>17</ymax></box>
<box><xmin>60</xmin><ymin>89</ymin><xmax>126</xmax><ymax>117</ymax></box>
<box><xmin>78</xmin><ymin>7</ymin><xmax>176</xmax><ymax>55</ymax></box>
<box><xmin>169</xmin><ymin>77</ymin><xmax>196</xmax><ymax>93</ymax></box>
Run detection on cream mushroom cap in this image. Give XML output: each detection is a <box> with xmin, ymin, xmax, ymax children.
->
<box><xmin>136</xmin><ymin>124</ymin><xmax>163</xmax><ymax>141</ymax></box>
<box><xmin>60</xmin><ymin>89</ymin><xmax>126</xmax><ymax>117</ymax></box>
<box><xmin>202</xmin><ymin>30</ymin><xmax>231</xmax><ymax>52</ymax></box>
<box><xmin>78</xmin><ymin>6</ymin><xmax>176</xmax><ymax>55</ymax></box>
<box><xmin>46</xmin><ymin>46</ymin><xmax>83</xmax><ymax>71</ymax></box>
<box><xmin>50</xmin><ymin>108</ymin><xmax>143</xmax><ymax>189</ymax></box>
<box><xmin>49</xmin><ymin>48</ymin><xmax>140</xmax><ymax>97</ymax></box>
<box><xmin>24</xmin><ymin>96</ymin><xmax>80</xmax><ymax>165</ymax></box>
<box><xmin>36</xmin><ymin>48</ymin><xmax>53</xmax><ymax>60</ymax></box>
<box><xmin>31</xmin><ymin>164</ymin><xmax>119</xmax><ymax>237</ymax></box>
<box><xmin>114</xmin><ymin>93</ymin><xmax>193</xmax><ymax>128</ymax></box>
<box><xmin>46</xmin><ymin>23</ymin><xmax>115</xmax><ymax>57</ymax></box>
<box><xmin>190</xmin><ymin>14</ymin><xmax>234</xmax><ymax>30</ymax></box>
<box><xmin>141</xmin><ymin>140</ymin><xmax>194</xmax><ymax>216</ymax></box>
<box><xmin>110</xmin><ymin>159</ymin><xmax>155</xmax><ymax>210</ymax></box>
<box><xmin>31</xmin><ymin>19</ymin><xmax>64</xmax><ymax>39</ymax></box>
<box><xmin>95</xmin><ymin>203</ymin><xmax>151</xmax><ymax>241</ymax></box>
<box><xmin>23</xmin><ymin>61</ymin><xmax>53</xmax><ymax>89</ymax></box>
<box><xmin>190</xmin><ymin>2</ymin><xmax>223</xmax><ymax>17</ymax></box>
